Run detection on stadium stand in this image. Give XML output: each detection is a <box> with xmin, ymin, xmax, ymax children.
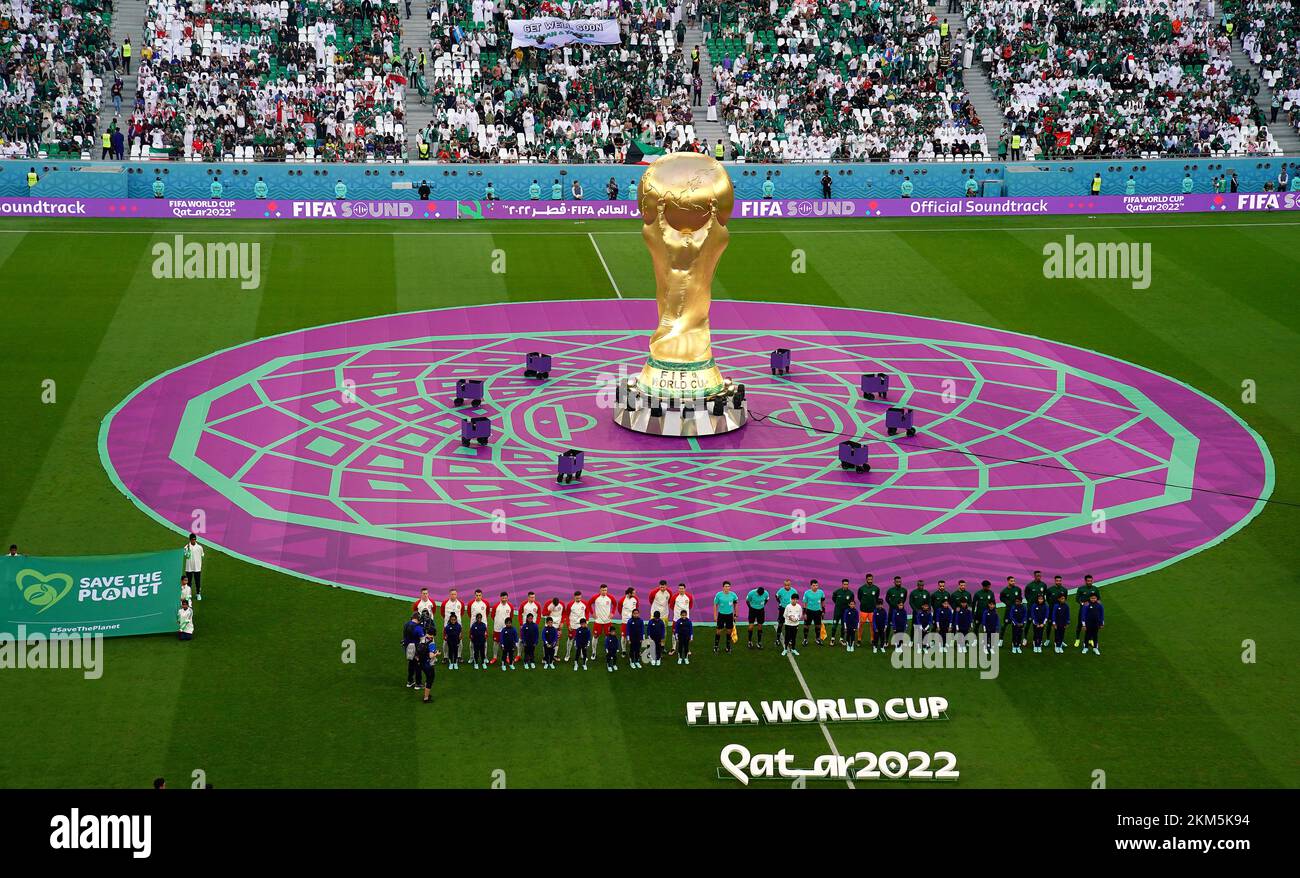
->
<box><xmin>414</xmin><ymin>0</ymin><xmax>696</xmax><ymax>163</ymax></box>
<box><xmin>705</xmin><ymin>0</ymin><xmax>988</xmax><ymax>162</ymax></box>
<box><xmin>125</xmin><ymin>0</ymin><xmax>409</xmax><ymax>161</ymax></box>
<box><xmin>1236</xmin><ymin>0</ymin><xmax>1300</xmax><ymax>149</ymax></box>
<box><xmin>0</xmin><ymin>0</ymin><xmax>115</xmax><ymax>158</ymax></box>
<box><xmin>963</xmin><ymin>0</ymin><xmax>1282</xmax><ymax>158</ymax></box>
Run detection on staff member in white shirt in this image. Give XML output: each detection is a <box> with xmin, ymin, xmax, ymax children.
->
<box><xmin>183</xmin><ymin>533</ymin><xmax>206</xmax><ymax>600</ymax></box>
<box><xmin>177</xmin><ymin>599</ymin><xmax>194</xmax><ymax>641</ymax></box>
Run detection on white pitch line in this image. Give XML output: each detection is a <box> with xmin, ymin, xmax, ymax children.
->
<box><xmin>588</xmin><ymin>231</ymin><xmax>622</xmax><ymax>298</ymax></box>
<box><xmin>785</xmin><ymin>650</ymin><xmax>855</xmax><ymax>790</ymax></box>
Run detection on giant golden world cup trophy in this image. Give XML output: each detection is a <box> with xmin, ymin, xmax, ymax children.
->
<box><xmin>614</xmin><ymin>153</ymin><xmax>748</xmax><ymax>437</ymax></box>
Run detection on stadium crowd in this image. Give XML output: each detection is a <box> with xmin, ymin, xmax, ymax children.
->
<box><xmin>122</xmin><ymin>0</ymin><xmax>409</xmax><ymax>161</ymax></box>
<box><xmin>3</xmin><ymin>0</ymin><xmax>1293</xmax><ymax>161</ymax></box>
<box><xmin>414</xmin><ymin>0</ymin><xmax>701</xmax><ymax>163</ymax></box>
<box><xmin>706</xmin><ymin>0</ymin><xmax>989</xmax><ymax>161</ymax></box>
<box><xmin>964</xmin><ymin>0</ymin><xmax>1281</xmax><ymax>158</ymax></box>
<box><xmin>1237</xmin><ymin>0</ymin><xmax>1300</xmax><ymax>142</ymax></box>
<box><xmin>399</xmin><ymin>572</ymin><xmax>1107</xmax><ymax>694</ymax></box>
<box><xmin>0</xmin><ymin>0</ymin><xmax>115</xmax><ymax>158</ymax></box>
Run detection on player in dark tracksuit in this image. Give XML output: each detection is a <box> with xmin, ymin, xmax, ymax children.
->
<box><xmin>1081</xmin><ymin>595</ymin><xmax>1104</xmax><ymax>655</ymax></box>
<box><xmin>573</xmin><ymin>619</ymin><xmax>592</xmax><ymax>670</ymax></box>
<box><xmin>443</xmin><ymin>614</ymin><xmax>462</xmax><ymax>669</ymax></box>
<box><xmin>499</xmin><ymin>622</ymin><xmax>519</xmax><ymax>671</ymax></box>
<box><xmin>935</xmin><ymin>601</ymin><xmax>954</xmax><ymax>652</ymax></box>
<box><xmin>1050</xmin><ymin>596</ymin><xmax>1070</xmax><ymax>653</ymax></box>
<box><xmin>520</xmin><ymin>614</ymin><xmax>539</xmax><ymax>668</ymax></box>
<box><xmin>605</xmin><ymin>629</ymin><xmax>621</xmax><ymax>672</ymax></box>
<box><xmin>888</xmin><ymin>603</ymin><xmax>908</xmax><ymax>651</ymax></box>
<box><xmin>674</xmin><ymin>612</ymin><xmax>694</xmax><ymax>665</ymax></box>
<box><xmin>1028</xmin><ymin>596</ymin><xmax>1050</xmax><ymax>653</ymax></box>
<box><xmin>542</xmin><ymin>618</ymin><xmax>559</xmax><ymax>669</ymax></box>
<box><xmin>840</xmin><ymin>600</ymin><xmax>860</xmax><ymax>653</ymax></box>
<box><xmin>1008</xmin><ymin>598</ymin><xmax>1028</xmax><ymax>653</ymax></box>
<box><xmin>469</xmin><ymin>615</ymin><xmax>489</xmax><ymax>669</ymax></box>
<box><xmin>648</xmin><ymin>612</ymin><xmax>667</xmax><ymax>666</ymax></box>
<box><xmin>871</xmin><ymin>601</ymin><xmax>889</xmax><ymax>652</ymax></box>
<box><xmin>954</xmin><ymin>603</ymin><xmax>974</xmax><ymax>651</ymax></box>
<box><xmin>626</xmin><ymin>610</ymin><xmax>645</xmax><ymax>669</ymax></box>
<box><xmin>979</xmin><ymin>603</ymin><xmax>1000</xmax><ymax>655</ymax></box>
<box><xmin>913</xmin><ymin>603</ymin><xmax>934</xmax><ymax>650</ymax></box>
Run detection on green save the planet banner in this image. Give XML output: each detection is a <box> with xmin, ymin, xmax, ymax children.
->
<box><xmin>1</xmin><ymin>550</ymin><xmax>183</xmax><ymax>638</ymax></box>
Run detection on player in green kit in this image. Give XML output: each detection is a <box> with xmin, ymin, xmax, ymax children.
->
<box><xmin>744</xmin><ymin>585</ymin><xmax>771</xmax><ymax>649</ymax></box>
<box><xmin>908</xmin><ymin>580</ymin><xmax>931</xmax><ymax>639</ymax></box>
<box><xmin>829</xmin><ymin>579</ymin><xmax>855</xmax><ymax>645</ymax></box>
<box><xmin>931</xmin><ymin>580</ymin><xmax>952</xmax><ymax>613</ymax></box>
<box><xmin>885</xmin><ymin>576</ymin><xmax>908</xmax><ymax>614</ymax></box>
<box><xmin>1045</xmin><ymin>575</ymin><xmax>1068</xmax><ymax>614</ymax></box>
<box><xmin>1023</xmin><ymin>571</ymin><xmax>1047</xmax><ymax>610</ymax></box>
<box><xmin>713</xmin><ymin>581</ymin><xmax>739</xmax><ymax>654</ymax></box>
<box><xmin>775</xmin><ymin>579</ymin><xmax>798</xmax><ymax>642</ymax></box>
<box><xmin>856</xmin><ymin>575</ymin><xmax>879</xmax><ymax>645</ymax></box>
<box><xmin>972</xmin><ymin>580</ymin><xmax>995</xmax><ymax>634</ymax></box>
<box><xmin>1073</xmin><ymin>574</ymin><xmax>1099</xmax><ymax>646</ymax></box>
<box><xmin>999</xmin><ymin>576</ymin><xmax>1023</xmax><ymax>641</ymax></box>
<box><xmin>952</xmin><ymin>579</ymin><xmax>973</xmax><ymax>615</ymax></box>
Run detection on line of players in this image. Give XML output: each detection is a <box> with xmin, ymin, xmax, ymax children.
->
<box><xmin>767</xmin><ymin>572</ymin><xmax>1106</xmax><ymax>657</ymax></box>
<box><xmin>404</xmin><ymin>570</ymin><xmax>1106</xmax><ymax>681</ymax></box>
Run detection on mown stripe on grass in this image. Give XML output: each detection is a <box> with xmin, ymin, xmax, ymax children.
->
<box><xmin>0</xmin><ymin>231</ymin><xmax>151</xmax><ymax>542</ymax></box>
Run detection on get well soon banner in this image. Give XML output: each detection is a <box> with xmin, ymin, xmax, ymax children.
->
<box><xmin>1</xmin><ymin>550</ymin><xmax>183</xmax><ymax>638</ymax></box>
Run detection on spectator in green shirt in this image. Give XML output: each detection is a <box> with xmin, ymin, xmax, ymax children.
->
<box><xmin>254</xmin><ymin>177</ymin><xmax>268</xmax><ymax>199</ymax></box>
<box><xmin>334</xmin><ymin>179</ymin><xmax>347</xmax><ymax>200</ymax></box>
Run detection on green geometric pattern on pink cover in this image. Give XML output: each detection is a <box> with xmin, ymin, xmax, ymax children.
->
<box><xmin>168</xmin><ymin>328</ymin><xmax>1194</xmax><ymax>553</ymax></box>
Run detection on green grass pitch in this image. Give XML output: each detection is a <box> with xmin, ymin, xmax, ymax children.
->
<box><xmin>0</xmin><ymin>212</ymin><xmax>1296</xmax><ymax>789</ymax></box>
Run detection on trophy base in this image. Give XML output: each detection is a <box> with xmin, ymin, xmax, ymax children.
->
<box><xmin>638</xmin><ymin>358</ymin><xmax>726</xmax><ymax>398</ymax></box>
<box><xmin>613</xmin><ymin>394</ymin><xmax>748</xmax><ymax>437</ymax></box>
